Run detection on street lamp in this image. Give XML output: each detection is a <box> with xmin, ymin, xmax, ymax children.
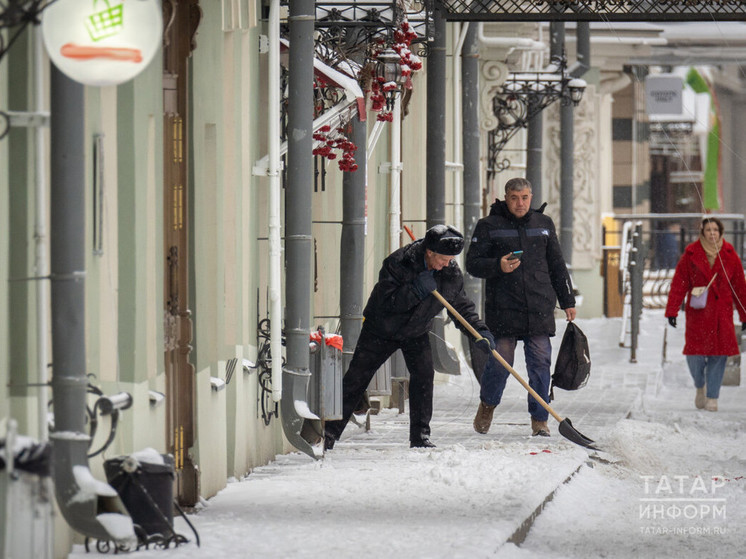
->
<box><xmin>376</xmin><ymin>47</ymin><xmax>406</xmax><ymax>110</ymax></box>
<box><xmin>487</xmin><ymin>55</ymin><xmax>586</xmax><ymax>175</ymax></box>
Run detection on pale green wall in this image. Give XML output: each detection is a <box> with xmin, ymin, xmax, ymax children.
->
<box><xmin>4</xmin><ymin>28</ymin><xmax>43</xmax><ymax>435</ymax></box>
<box><xmin>188</xmin><ymin>3</ymin><xmax>285</xmax><ymax>495</ymax></box>
<box><xmin>115</xmin><ymin>60</ymin><xmax>164</xmax><ymax>387</ymax></box>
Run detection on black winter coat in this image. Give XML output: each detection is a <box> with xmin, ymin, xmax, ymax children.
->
<box><xmin>363</xmin><ymin>240</ymin><xmax>487</xmax><ymax>340</ymax></box>
<box><xmin>466</xmin><ymin>200</ymin><xmax>575</xmax><ymax>338</ymax></box>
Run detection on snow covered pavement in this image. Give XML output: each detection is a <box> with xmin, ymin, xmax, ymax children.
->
<box><xmin>68</xmin><ymin>312</ymin><xmax>746</xmax><ymax>558</ymax></box>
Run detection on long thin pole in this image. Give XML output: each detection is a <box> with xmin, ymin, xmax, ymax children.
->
<box><xmin>340</xmin><ymin>118</ymin><xmax>366</xmax><ymax>372</ymax></box>
<box><xmin>389</xmin><ymin>95</ymin><xmax>402</xmax><ymax>252</ymax></box>
<box><xmin>34</xmin><ymin>28</ymin><xmax>49</xmax><ymax>440</ymax></box>
<box><xmin>285</xmin><ymin>0</ymin><xmax>314</xmax><ymax>377</ymax></box>
<box><xmin>461</xmin><ymin>22</ymin><xmax>481</xmax><ymax>305</ymax></box>
<box><xmin>268</xmin><ymin>0</ymin><xmax>282</xmax><ymax>400</ymax></box>
<box><xmin>426</xmin><ymin>7</ymin><xmax>446</xmax><ymax>229</ymax></box>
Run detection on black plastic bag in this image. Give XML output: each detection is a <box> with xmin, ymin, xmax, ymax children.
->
<box><xmin>552</xmin><ymin>322</ymin><xmax>591</xmax><ymax>393</ymax></box>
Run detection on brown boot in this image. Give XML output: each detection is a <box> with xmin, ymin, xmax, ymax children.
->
<box><xmin>531</xmin><ymin>418</ymin><xmax>550</xmax><ymax>437</ymax></box>
<box><xmin>705</xmin><ymin>398</ymin><xmax>718</xmax><ymax>412</ymax></box>
<box><xmin>695</xmin><ymin>387</ymin><xmax>706</xmax><ymax>409</ymax></box>
<box><xmin>473</xmin><ymin>401</ymin><xmax>496</xmax><ymax>434</ymax></box>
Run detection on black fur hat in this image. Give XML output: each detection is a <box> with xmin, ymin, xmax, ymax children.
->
<box><xmin>424</xmin><ymin>224</ymin><xmax>464</xmax><ymax>255</ymax></box>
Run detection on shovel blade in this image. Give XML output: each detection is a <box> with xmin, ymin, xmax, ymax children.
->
<box><xmin>558</xmin><ymin>418</ymin><xmax>597</xmax><ymax>450</ymax></box>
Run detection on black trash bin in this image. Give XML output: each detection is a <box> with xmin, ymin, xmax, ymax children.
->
<box><xmin>104</xmin><ymin>453</ymin><xmax>175</xmax><ymax>537</ymax></box>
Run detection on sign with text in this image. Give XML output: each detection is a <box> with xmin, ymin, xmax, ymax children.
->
<box><xmin>645</xmin><ymin>75</ymin><xmax>684</xmax><ymax>116</ymax></box>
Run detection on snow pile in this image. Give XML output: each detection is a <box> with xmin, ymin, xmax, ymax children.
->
<box><xmin>67</xmin><ymin>312</ymin><xmax>746</xmax><ymax>558</ymax></box>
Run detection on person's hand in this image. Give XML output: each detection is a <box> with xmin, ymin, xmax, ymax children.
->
<box><xmin>475</xmin><ymin>329</ymin><xmax>495</xmax><ymax>354</ymax></box>
<box><xmin>741</xmin><ymin>322</ymin><xmax>746</xmax><ymax>332</ymax></box>
<box><xmin>501</xmin><ymin>253</ymin><xmax>520</xmax><ymax>273</ymax></box>
<box><xmin>667</xmin><ymin>316</ymin><xmax>677</xmax><ymax>328</ymax></box>
<box><xmin>565</xmin><ymin>308</ymin><xmax>576</xmax><ymax>322</ymax></box>
<box><xmin>412</xmin><ymin>270</ymin><xmax>437</xmax><ymax>299</ymax></box>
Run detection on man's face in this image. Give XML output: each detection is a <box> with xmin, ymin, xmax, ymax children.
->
<box><xmin>505</xmin><ymin>188</ymin><xmax>532</xmax><ymax>218</ymax></box>
<box><xmin>425</xmin><ymin>249</ymin><xmax>454</xmax><ymax>271</ymax></box>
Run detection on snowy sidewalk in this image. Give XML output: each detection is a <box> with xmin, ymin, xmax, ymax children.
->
<box><xmin>68</xmin><ymin>313</ymin><xmax>746</xmax><ymax>558</ymax></box>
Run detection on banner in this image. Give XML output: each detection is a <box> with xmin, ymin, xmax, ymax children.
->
<box><xmin>686</xmin><ymin>67</ymin><xmax>722</xmax><ymax>212</ymax></box>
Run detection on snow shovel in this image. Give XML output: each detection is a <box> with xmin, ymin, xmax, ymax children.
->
<box><xmin>431</xmin><ymin>289</ymin><xmax>598</xmax><ymax>450</ymax></box>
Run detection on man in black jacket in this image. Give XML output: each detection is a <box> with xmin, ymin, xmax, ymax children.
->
<box><xmin>466</xmin><ymin>178</ymin><xmax>576</xmax><ymax>437</ymax></box>
<box><xmin>324</xmin><ymin>225</ymin><xmax>495</xmax><ymax>450</ymax></box>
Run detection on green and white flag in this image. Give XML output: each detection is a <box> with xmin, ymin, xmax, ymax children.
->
<box><xmin>686</xmin><ymin>67</ymin><xmax>722</xmax><ymax>211</ymax></box>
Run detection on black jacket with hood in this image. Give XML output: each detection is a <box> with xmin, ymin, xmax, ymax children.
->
<box><xmin>363</xmin><ymin>239</ymin><xmax>487</xmax><ymax>340</ymax></box>
<box><xmin>466</xmin><ymin>200</ymin><xmax>575</xmax><ymax>338</ymax></box>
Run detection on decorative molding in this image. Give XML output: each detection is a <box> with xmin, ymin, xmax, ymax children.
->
<box><xmin>479</xmin><ymin>60</ymin><xmax>508</xmax><ymax>132</ymax></box>
<box><xmin>544</xmin><ymin>84</ymin><xmax>601</xmax><ymax>270</ymax></box>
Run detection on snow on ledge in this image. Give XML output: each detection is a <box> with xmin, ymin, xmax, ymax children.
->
<box><xmin>69</xmin><ymin>465</ymin><xmax>117</xmax><ymax>505</ymax></box>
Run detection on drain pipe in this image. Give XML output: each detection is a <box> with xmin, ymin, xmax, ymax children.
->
<box><xmin>268</xmin><ymin>0</ymin><xmax>282</xmax><ymax>402</ymax></box>
<box><xmin>451</xmin><ymin>23</ymin><xmax>468</xmax><ymax>237</ymax></box>
<box><xmin>559</xmin><ymin>22</ymin><xmax>591</xmax><ymax>264</ymax></box>
<box><xmin>283</xmin><ymin>0</ymin><xmax>323</xmax><ymax>459</ymax></box>
<box><xmin>49</xmin><ymin>67</ymin><xmax>133</xmax><ymax>542</ymax></box>
<box><xmin>461</xmin><ymin>22</ymin><xmax>481</xmax><ymax>303</ymax></box>
<box><xmin>33</xmin><ymin>28</ymin><xmax>50</xmax><ymax>440</ymax></box>
<box><xmin>426</xmin><ymin>6</ymin><xmax>446</xmax><ymax>230</ymax></box>
<box><xmin>461</xmin><ymin>22</ymin><xmax>487</xmax><ymax>373</ymax></box>
<box><xmin>388</xmin><ymin>95</ymin><xmax>402</xmax><ymax>252</ymax></box>
<box><xmin>340</xmin><ymin>117</ymin><xmax>366</xmax><ymax>373</ymax></box>
<box><xmin>425</xmin><ymin>7</ymin><xmax>461</xmax><ymax>373</ymax></box>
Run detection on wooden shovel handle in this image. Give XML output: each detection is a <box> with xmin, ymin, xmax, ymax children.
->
<box><xmin>431</xmin><ymin>289</ymin><xmax>564</xmax><ymax>424</ymax></box>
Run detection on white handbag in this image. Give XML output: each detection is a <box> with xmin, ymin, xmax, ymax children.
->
<box><xmin>690</xmin><ymin>273</ymin><xmax>717</xmax><ymax>309</ymax></box>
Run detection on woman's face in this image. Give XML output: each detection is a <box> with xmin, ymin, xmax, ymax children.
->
<box><xmin>703</xmin><ymin>222</ymin><xmax>721</xmax><ymax>243</ymax></box>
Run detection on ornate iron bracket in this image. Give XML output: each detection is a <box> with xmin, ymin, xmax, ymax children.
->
<box><xmin>487</xmin><ymin>55</ymin><xmax>585</xmax><ymax>177</ymax></box>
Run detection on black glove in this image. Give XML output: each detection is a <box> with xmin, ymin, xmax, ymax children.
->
<box><xmin>667</xmin><ymin>316</ymin><xmax>677</xmax><ymax>328</ymax></box>
<box><xmin>475</xmin><ymin>329</ymin><xmax>496</xmax><ymax>354</ymax></box>
<box><xmin>412</xmin><ymin>270</ymin><xmax>437</xmax><ymax>299</ymax></box>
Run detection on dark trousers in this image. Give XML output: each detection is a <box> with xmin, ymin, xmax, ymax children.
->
<box><xmin>480</xmin><ymin>335</ymin><xmax>552</xmax><ymax>421</ymax></box>
<box><xmin>325</xmin><ymin>326</ymin><xmax>434</xmax><ymax>442</ymax></box>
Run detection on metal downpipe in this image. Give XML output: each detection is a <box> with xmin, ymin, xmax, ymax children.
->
<box><xmin>268</xmin><ymin>0</ymin><xmax>282</xmax><ymax>403</ymax></box>
<box><xmin>49</xmin><ymin>67</ymin><xmax>133</xmax><ymax>542</ymax></box>
<box><xmin>461</xmin><ymin>22</ymin><xmax>488</xmax><ymax>375</ymax></box>
<box><xmin>426</xmin><ymin>7</ymin><xmax>446</xmax><ymax>230</ymax></box>
<box><xmin>340</xmin><ymin>118</ymin><xmax>366</xmax><ymax>373</ymax></box>
<box><xmin>283</xmin><ymin>0</ymin><xmax>323</xmax><ymax>459</ymax></box>
<box><xmin>560</xmin><ymin>22</ymin><xmax>591</xmax><ymax>264</ymax></box>
<box><xmin>426</xmin><ymin>8</ymin><xmax>459</xmax><ymax>374</ymax></box>
<box><xmin>389</xmin><ymin>96</ymin><xmax>402</xmax><ymax>253</ymax></box>
<box><xmin>461</xmin><ymin>22</ymin><xmax>481</xmax><ymax>298</ymax></box>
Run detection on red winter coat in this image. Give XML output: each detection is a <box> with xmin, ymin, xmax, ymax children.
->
<box><xmin>665</xmin><ymin>239</ymin><xmax>746</xmax><ymax>356</ymax></box>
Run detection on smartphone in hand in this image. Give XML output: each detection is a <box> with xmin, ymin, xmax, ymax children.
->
<box><xmin>507</xmin><ymin>250</ymin><xmax>523</xmax><ymax>261</ymax></box>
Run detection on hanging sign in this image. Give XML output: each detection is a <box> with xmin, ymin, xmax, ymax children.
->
<box><xmin>42</xmin><ymin>0</ymin><xmax>162</xmax><ymax>87</ymax></box>
<box><xmin>645</xmin><ymin>75</ymin><xmax>684</xmax><ymax>116</ymax></box>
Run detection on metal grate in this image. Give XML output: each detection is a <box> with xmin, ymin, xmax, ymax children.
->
<box><xmin>436</xmin><ymin>0</ymin><xmax>746</xmax><ymax>22</ymax></box>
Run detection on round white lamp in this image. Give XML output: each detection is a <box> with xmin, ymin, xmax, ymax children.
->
<box><xmin>42</xmin><ymin>0</ymin><xmax>162</xmax><ymax>87</ymax></box>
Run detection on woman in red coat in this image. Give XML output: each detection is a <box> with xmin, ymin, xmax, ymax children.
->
<box><xmin>665</xmin><ymin>217</ymin><xmax>746</xmax><ymax>411</ymax></box>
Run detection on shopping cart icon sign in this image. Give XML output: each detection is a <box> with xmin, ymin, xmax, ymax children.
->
<box><xmin>85</xmin><ymin>1</ymin><xmax>125</xmax><ymax>42</ymax></box>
